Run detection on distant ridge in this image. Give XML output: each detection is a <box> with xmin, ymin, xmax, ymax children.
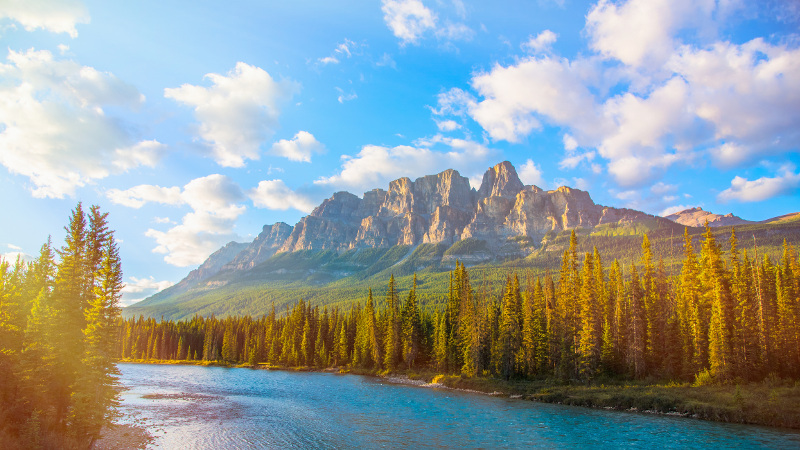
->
<box><xmin>664</xmin><ymin>207</ymin><xmax>753</xmax><ymax>228</ymax></box>
<box><xmin>129</xmin><ymin>162</ymin><xmax>799</xmax><ymax>319</ymax></box>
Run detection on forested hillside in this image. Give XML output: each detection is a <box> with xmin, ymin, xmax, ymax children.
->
<box><xmin>0</xmin><ymin>204</ymin><xmax>122</xmax><ymax>448</ymax></box>
<box><xmin>125</xmin><ymin>218</ymin><xmax>798</xmax><ymax>321</ymax></box>
<box><xmin>120</xmin><ymin>226</ymin><xmax>800</xmax><ymax>384</ymax></box>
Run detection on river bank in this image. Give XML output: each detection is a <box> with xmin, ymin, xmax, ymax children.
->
<box><xmin>115</xmin><ymin>359</ymin><xmax>800</xmax><ymax>430</ymax></box>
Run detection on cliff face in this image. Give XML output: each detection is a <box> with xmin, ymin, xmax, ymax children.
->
<box><xmin>223</xmin><ymin>222</ymin><xmax>293</xmax><ymax>271</ymax></box>
<box><xmin>279</xmin><ymin>167</ymin><xmax>477</xmax><ymax>252</ymax></box>
<box><xmin>181</xmin><ymin>161</ymin><xmax>662</xmax><ymax>286</ymax></box>
<box><xmin>274</xmin><ymin>161</ymin><xmax>658</xmax><ymax>254</ymax></box>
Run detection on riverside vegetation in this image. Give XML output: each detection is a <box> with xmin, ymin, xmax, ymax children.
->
<box><xmin>119</xmin><ymin>226</ymin><xmax>800</xmax><ymax>428</ymax></box>
<box><xmin>0</xmin><ymin>204</ymin><xmax>123</xmax><ymax>449</ymax></box>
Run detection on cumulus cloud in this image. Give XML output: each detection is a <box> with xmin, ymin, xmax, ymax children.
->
<box><xmin>586</xmin><ymin>0</ymin><xmax>714</xmax><ymax>68</ymax></box>
<box><xmin>522</xmin><ymin>30</ymin><xmax>557</xmax><ymax>54</ymax></box>
<box><xmin>315</xmin><ymin>137</ymin><xmax>496</xmax><ymax>193</ymax></box>
<box><xmin>718</xmin><ymin>165</ymin><xmax>800</xmax><ymax>203</ymax></box>
<box><xmin>269</xmin><ymin>131</ymin><xmax>325</xmax><ymax>162</ymax></box>
<box><xmin>0</xmin><ymin>0</ymin><xmax>89</xmax><ymax>38</ymax></box>
<box><xmin>468</xmin><ymin>56</ymin><xmax>601</xmax><ymax>143</ymax></box>
<box><xmin>563</xmin><ymin>134</ymin><xmax>578</xmax><ymax>152</ymax></box>
<box><xmin>108</xmin><ymin>174</ymin><xmax>246</xmax><ymax>267</ymax></box>
<box><xmin>518</xmin><ymin>159</ymin><xmax>545</xmax><ymax>187</ymax></box>
<box><xmin>249</xmin><ymin>180</ymin><xmax>316</xmax><ymax>213</ymax></box>
<box><xmin>165</xmin><ymin>62</ymin><xmax>299</xmax><ymax>168</ymax></box>
<box><xmin>671</xmin><ymin>40</ymin><xmax>800</xmax><ymax>167</ymax></box>
<box><xmin>381</xmin><ymin>0</ymin><xmax>437</xmax><ymax>45</ymax></box>
<box><xmin>120</xmin><ymin>276</ymin><xmax>173</xmax><ymax>306</ymax></box>
<box><xmin>434</xmin><ymin>0</ymin><xmax>800</xmax><ymax>191</ymax></box>
<box><xmin>0</xmin><ymin>49</ymin><xmax>165</xmax><ymax>198</ymax></box>
<box><xmin>435</xmin><ymin>119</ymin><xmax>460</xmax><ymax>132</ymax></box>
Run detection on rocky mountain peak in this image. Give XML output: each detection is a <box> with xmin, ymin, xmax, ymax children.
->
<box><xmin>477</xmin><ymin>161</ymin><xmax>524</xmax><ymax>200</ymax></box>
<box><xmin>311</xmin><ymin>191</ymin><xmax>361</xmax><ymax>220</ymax></box>
<box><xmin>665</xmin><ymin>207</ymin><xmax>752</xmax><ymax>228</ymax></box>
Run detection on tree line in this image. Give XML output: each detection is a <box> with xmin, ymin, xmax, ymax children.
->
<box><xmin>0</xmin><ymin>204</ymin><xmax>123</xmax><ymax>449</ymax></box>
<box><xmin>119</xmin><ymin>225</ymin><xmax>799</xmax><ymax>383</ymax></box>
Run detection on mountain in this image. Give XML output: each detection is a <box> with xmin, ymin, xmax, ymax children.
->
<box><xmin>128</xmin><ymin>161</ymin><xmax>799</xmax><ymax>320</ymax></box>
<box><xmin>665</xmin><ymin>207</ymin><xmax>753</xmax><ymax>228</ymax></box>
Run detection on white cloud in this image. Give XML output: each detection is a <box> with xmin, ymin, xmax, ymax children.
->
<box><xmin>381</xmin><ymin>0</ymin><xmax>437</xmax><ymax>45</ymax></box>
<box><xmin>106</xmin><ymin>185</ymin><xmax>183</xmax><ymax>209</ymax></box>
<box><xmin>586</xmin><ymin>0</ymin><xmax>715</xmax><ymax>68</ymax></box>
<box><xmin>249</xmin><ymin>180</ymin><xmax>315</xmax><ymax>213</ymax></box>
<box><xmin>431</xmin><ymin>87</ymin><xmax>476</xmax><ymax>117</ymax></box>
<box><xmin>435</xmin><ymin>119</ymin><xmax>460</xmax><ymax>131</ymax></box>
<box><xmin>315</xmin><ymin>137</ymin><xmax>495</xmax><ymax>193</ymax></box>
<box><xmin>318</xmin><ymin>39</ymin><xmax>361</xmax><ymax>65</ymax></box>
<box><xmin>0</xmin><ymin>49</ymin><xmax>164</xmax><ymax>198</ymax></box>
<box><xmin>660</xmin><ymin>204</ymin><xmax>695</xmax><ymax>217</ymax></box>
<box><xmin>0</xmin><ymin>251</ymin><xmax>35</xmax><ymax>264</ymax></box>
<box><xmin>121</xmin><ymin>276</ymin><xmax>173</xmax><ymax>306</ymax></box>
<box><xmin>670</xmin><ymin>40</ymin><xmax>800</xmax><ymax>167</ymax></box>
<box><xmin>559</xmin><ymin>151</ymin><xmax>595</xmax><ymax>170</ymax></box>
<box><xmin>598</xmin><ymin>76</ymin><xmax>696</xmax><ymax>186</ymax></box>
<box><xmin>336</xmin><ymin>87</ymin><xmax>358</xmax><ymax>103</ymax></box>
<box><xmin>651</xmin><ymin>182</ymin><xmax>677</xmax><ymax>195</ymax></box>
<box><xmin>573</xmin><ymin>177</ymin><xmax>589</xmax><ymax>190</ymax></box>
<box><xmin>108</xmin><ymin>174</ymin><xmax>246</xmax><ymax>267</ymax></box>
<box><xmin>563</xmin><ymin>134</ymin><xmax>578</xmax><ymax>152</ymax></box>
<box><xmin>522</xmin><ymin>30</ymin><xmax>557</xmax><ymax>54</ymax></box>
<box><xmin>468</xmin><ymin>56</ymin><xmax>601</xmax><ymax>143</ymax></box>
<box><xmin>437</xmin><ymin>1</ymin><xmax>800</xmax><ymax>192</ymax></box>
<box><xmin>718</xmin><ymin>166</ymin><xmax>800</xmax><ymax>203</ymax></box>
<box><xmin>518</xmin><ymin>159</ymin><xmax>545</xmax><ymax>187</ymax></box>
<box><xmin>269</xmin><ymin>131</ymin><xmax>325</xmax><ymax>163</ymax></box>
<box><xmin>0</xmin><ymin>0</ymin><xmax>89</xmax><ymax>38</ymax></box>
<box><xmin>435</xmin><ymin>22</ymin><xmax>474</xmax><ymax>42</ymax></box>
<box><xmin>165</xmin><ymin>62</ymin><xmax>299</xmax><ymax>168</ymax></box>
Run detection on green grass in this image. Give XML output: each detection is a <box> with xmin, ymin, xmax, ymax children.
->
<box><xmin>429</xmin><ymin>375</ymin><xmax>800</xmax><ymax>429</ymax></box>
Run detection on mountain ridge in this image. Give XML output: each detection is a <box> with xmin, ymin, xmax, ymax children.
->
<box><xmin>130</xmin><ymin>161</ymin><xmax>799</xmax><ymax>318</ymax></box>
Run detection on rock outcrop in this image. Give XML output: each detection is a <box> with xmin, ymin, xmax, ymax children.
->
<box><xmin>279</xmin><ymin>167</ymin><xmax>476</xmax><ymax>252</ymax></box>
<box><xmin>180</xmin><ymin>161</ymin><xmax>669</xmax><ymax>286</ymax></box>
<box><xmin>665</xmin><ymin>207</ymin><xmax>752</xmax><ymax>228</ymax></box>
<box><xmin>223</xmin><ymin>222</ymin><xmax>293</xmax><ymax>271</ymax></box>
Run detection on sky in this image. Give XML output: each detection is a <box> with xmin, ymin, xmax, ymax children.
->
<box><xmin>1</xmin><ymin>0</ymin><xmax>799</xmax><ymax>306</ymax></box>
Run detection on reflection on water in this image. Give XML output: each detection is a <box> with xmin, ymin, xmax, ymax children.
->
<box><xmin>116</xmin><ymin>363</ymin><xmax>800</xmax><ymax>449</ymax></box>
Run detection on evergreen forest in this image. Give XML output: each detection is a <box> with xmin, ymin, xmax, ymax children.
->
<box><xmin>119</xmin><ymin>226</ymin><xmax>800</xmax><ymax>384</ymax></box>
<box><xmin>0</xmin><ymin>204</ymin><xmax>123</xmax><ymax>449</ymax></box>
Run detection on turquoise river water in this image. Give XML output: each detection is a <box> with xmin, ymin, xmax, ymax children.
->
<box><xmin>116</xmin><ymin>363</ymin><xmax>800</xmax><ymax>449</ymax></box>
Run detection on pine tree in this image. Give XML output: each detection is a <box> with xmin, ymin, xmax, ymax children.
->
<box><xmin>701</xmin><ymin>224</ymin><xmax>734</xmax><ymax>379</ymax></box>
<box><xmin>499</xmin><ymin>275</ymin><xmax>523</xmax><ymax>380</ymax></box>
<box><xmin>402</xmin><ymin>274</ymin><xmax>421</xmax><ymax>370</ymax></box>
<box><xmin>383</xmin><ymin>275</ymin><xmax>400</xmax><ymax>371</ymax></box>
<box><xmin>578</xmin><ymin>252</ymin><xmax>600</xmax><ymax>379</ymax></box>
<box><xmin>72</xmin><ymin>238</ymin><xmax>123</xmax><ymax>442</ymax></box>
<box><xmin>628</xmin><ymin>264</ymin><xmax>646</xmax><ymax>378</ymax></box>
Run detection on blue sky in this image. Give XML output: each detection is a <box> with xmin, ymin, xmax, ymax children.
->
<box><xmin>1</xmin><ymin>0</ymin><xmax>799</xmax><ymax>305</ymax></box>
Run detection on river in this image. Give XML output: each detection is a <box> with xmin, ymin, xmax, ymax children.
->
<box><xmin>115</xmin><ymin>363</ymin><xmax>800</xmax><ymax>448</ymax></box>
